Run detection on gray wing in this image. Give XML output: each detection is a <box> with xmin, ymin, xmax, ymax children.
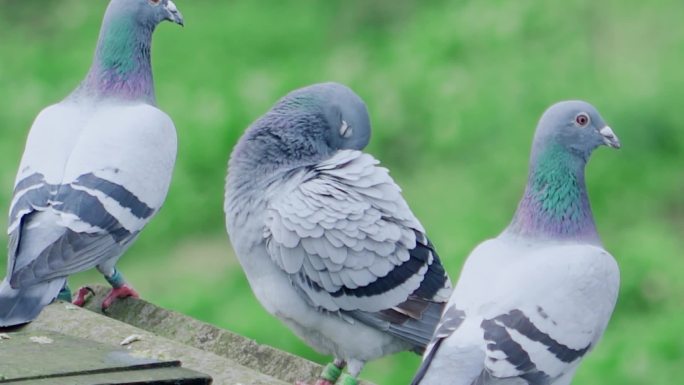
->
<box><xmin>346</xmin><ymin>235</ymin><xmax>450</xmax><ymax>350</ymax></box>
<box><xmin>474</xmin><ymin>247</ymin><xmax>616</xmax><ymax>384</ymax></box>
<box><xmin>409</xmin><ymin>306</ymin><xmax>578</xmax><ymax>385</ymax></box>
<box><xmin>267</xmin><ymin>150</ymin><xmax>451</xmax><ymax>348</ymax></box>
<box><xmin>475</xmin><ymin>309</ymin><xmax>592</xmax><ymax>385</ymax></box>
<box><xmin>6</xmin><ymin>172</ymin><xmax>152</xmax><ymax>287</ymax></box>
<box><xmin>410</xmin><ymin>305</ymin><xmax>467</xmax><ymax>385</ymax></box>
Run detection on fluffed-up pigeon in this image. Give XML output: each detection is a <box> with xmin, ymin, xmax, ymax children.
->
<box><xmin>225</xmin><ymin>82</ymin><xmax>452</xmax><ymax>385</ymax></box>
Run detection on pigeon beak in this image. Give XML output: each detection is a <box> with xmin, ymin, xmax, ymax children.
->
<box><xmin>164</xmin><ymin>0</ymin><xmax>184</xmax><ymax>26</ymax></box>
<box><xmin>599</xmin><ymin>126</ymin><xmax>621</xmax><ymax>149</ymax></box>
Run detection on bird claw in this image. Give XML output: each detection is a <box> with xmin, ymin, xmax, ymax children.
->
<box><xmin>101</xmin><ymin>284</ymin><xmax>139</xmax><ymax>310</ymax></box>
<box><xmin>72</xmin><ymin>286</ymin><xmax>95</xmax><ymax>307</ymax></box>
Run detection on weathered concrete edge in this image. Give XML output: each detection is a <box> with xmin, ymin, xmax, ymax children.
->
<box><xmin>25</xmin><ymin>302</ymin><xmax>288</xmax><ymax>385</ymax></box>
<box><xmin>82</xmin><ymin>285</ymin><xmax>375</xmax><ymax>385</ymax></box>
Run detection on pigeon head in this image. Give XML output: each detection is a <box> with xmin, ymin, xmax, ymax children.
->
<box><xmin>532</xmin><ymin>101</ymin><xmax>620</xmax><ymax>162</ymax></box>
<box><xmin>105</xmin><ymin>0</ymin><xmax>184</xmax><ymax>28</ymax></box>
<box><xmin>275</xmin><ymin>82</ymin><xmax>372</xmax><ymax>152</ymax></box>
<box><xmin>72</xmin><ymin>0</ymin><xmax>183</xmax><ymax>104</ymax></box>
<box><xmin>507</xmin><ymin>101</ymin><xmax>620</xmax><ymax>244</ymax></box>
<box><xmin>232</xmin><ymin>83</ymin><xmax>371</xmax><ymax>173</ymax></box>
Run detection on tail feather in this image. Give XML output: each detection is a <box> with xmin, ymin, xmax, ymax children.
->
<box><xmin>0</xmin><ymin>277</ymin><xmax>65</xmax><ymax>327</ymax></box>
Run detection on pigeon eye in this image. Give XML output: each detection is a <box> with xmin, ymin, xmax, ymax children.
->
<box><xmin>149</xmin><ymin>0</ymin><xmax>161</xmax><ymax>5</ymax></box>
<box><xmin>340</xmin><ymin>120</ymin><xmax>353</xmax><ymax>138</ymax></box>
<box><xmin>574</xmin><ymin>113</ymin><xmax>590</xmax><ymax>127</ymax></box>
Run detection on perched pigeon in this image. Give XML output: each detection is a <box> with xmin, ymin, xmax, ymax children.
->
<box><xmin>0</xmin><ymin>0</ymin><xmax>183</xmax><ymax>327</ymax></box>
<box><xmin>225</xmin><ymin>83</ymin><xmax>452</xmax><ymax>385</ymax></box>
<box><xmin>410</xmin><ymin>101</ymin><xmax>621</xmax><ymax>385</ymax></box>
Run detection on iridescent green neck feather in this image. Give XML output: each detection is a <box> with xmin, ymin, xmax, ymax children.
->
<box><xmin>507</xmin><ymin>142</ymin><xmax>600</xmax><ymax>244</ymax></box>
<box><xmin>72</xmin><ymin>12</ymin><xmax>156</xmax><ymax>104</ymax></box>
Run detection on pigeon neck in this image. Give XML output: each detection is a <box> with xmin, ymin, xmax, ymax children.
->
<box><xmin>74</xmin><ymin>16</ymin><xmax>156</xmax><ymax>104</ymax></box>
<box><xmin>506</xmin><ymin>142</ymin><xmax>600</xmax><ymax>244</ymax></box>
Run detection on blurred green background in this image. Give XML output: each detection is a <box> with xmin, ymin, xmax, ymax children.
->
<box><xmin>0</xmin><ymin>0</ymin><xmax>682</xmax><ymax>384</ymax></box>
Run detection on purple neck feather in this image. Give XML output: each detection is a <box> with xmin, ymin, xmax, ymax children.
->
<box><xmin>71</xmin><ymin>13</ymin><xmax>156</xmax><ymax>104</ymax></box>
<box><xmin>506</xmin><ymin>142</ymin><xmax>601</xmax><ymax>245</ymax></box>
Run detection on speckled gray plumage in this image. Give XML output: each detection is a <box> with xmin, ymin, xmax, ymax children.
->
<box><xmin>225</xmin><ymin>83</ymin><xmax>451</xmax><ymax>376</ymax></box>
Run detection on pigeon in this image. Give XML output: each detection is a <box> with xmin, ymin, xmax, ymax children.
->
<box><xmin>0</xmin><ymin>0</ymin><xmax>183</xmax><ymax>327</ymax></box>
<box><xmin>410</xmin><ymin>101</ymin><xmax>621</xmax><ymax>385</ymax></box>
<box><xmin>225</xmin><ymin>82</ymin><xmax>452</xmax><ymax>385</ymax></box>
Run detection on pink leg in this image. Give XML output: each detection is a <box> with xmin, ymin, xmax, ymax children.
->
<box><xmin>72</xmin><ymin>286</ymin><xmax>95</xmax><ymax>307</ymax></box>
<box><xmin>101</xmin><ymin>283</ymin><xmax>139</xmax><ymax>310</ymax></box>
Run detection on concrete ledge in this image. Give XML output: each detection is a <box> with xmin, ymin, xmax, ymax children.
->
<box><xmin>0</xmin><ymin>329</ymin><xmax>211</xmax><ymax>384</ymax></box>
<box><xmin>75</xmin><ymin>285</ymin><xmax>374</xmax><ymax>385</ymax></box>
<box><xmin>24</xmin><ymin>300</ymin><xmax>286</xmax><ymax>385</ymax></box>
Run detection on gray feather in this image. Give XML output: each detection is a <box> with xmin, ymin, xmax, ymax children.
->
<box><xmin>0</xmin><ymin>277</ymin><xmax>65</xmax><ymax>327</ymax></box>
<box><xmin>266</xmin><ymin>150</ymin><xmax>445</xmax><ymax>313</ymax></box>
<box><xmin>349</xmin><ymin>299</ymin><xmax>446</xmax><ymax>351</ymax></box>
<box><xmin>225</xmin><ymin>82</ymin><xmax>452</xmax><ymax>372</ymax></box>
<box><xmin>8</xmin><ymin>210</ymin><xmax>133</xmax><ymax>289</ymax></box>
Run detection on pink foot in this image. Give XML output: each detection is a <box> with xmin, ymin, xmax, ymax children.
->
<box><xmin>101</xmin><ymin>284</ymin><xmax>139</xmax><ymax>310</ymax></box>
<box><xmin>72</xmin><ymin>286</ymin><xmax>95</xmax><ymax>307</ymax></box>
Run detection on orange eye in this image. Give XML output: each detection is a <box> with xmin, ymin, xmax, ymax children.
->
<box><xmin>574</xmin><ymin>113</ymin><xmax>590</xmax><ymax>127</ymax></box>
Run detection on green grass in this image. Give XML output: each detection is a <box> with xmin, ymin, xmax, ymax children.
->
<box><xmin>1</xmin><ymin>1</ymin><xmax>683</xmax><ymax>384</ymax></box>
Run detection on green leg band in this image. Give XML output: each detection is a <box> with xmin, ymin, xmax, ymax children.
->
<box><xmin>338</xmin><ymin>373</ymin><xmax>358</xmax><ymax>385</ymax></box>
<box><xmin>105</xmin><ymin>268</ymin><xmax>125</xmax><ymax>288</ymax></box>
<box><xmin>57</xmin><ymin>285</ymin><xmax>72</xmax><ymax>302</ymax></box>
<box><xmin>320</xmin><ymin>362</ymin><xmax>343</xmax><ymax>382</ymax></box>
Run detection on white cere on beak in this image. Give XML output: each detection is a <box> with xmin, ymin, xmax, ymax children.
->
<box><xmin>163</xmin><ymin>0</ymin><xmax>184</xmax><ymax>26</ymax></box>
<box><xmin>599</xmin><ymin>126</ymin><xmax>621</xmax><ymax>149</ymax></box>
<box><xmin>340</xmin><ymin>120</ymin><xmax>353</xmax><ymax>138</ymax></box>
